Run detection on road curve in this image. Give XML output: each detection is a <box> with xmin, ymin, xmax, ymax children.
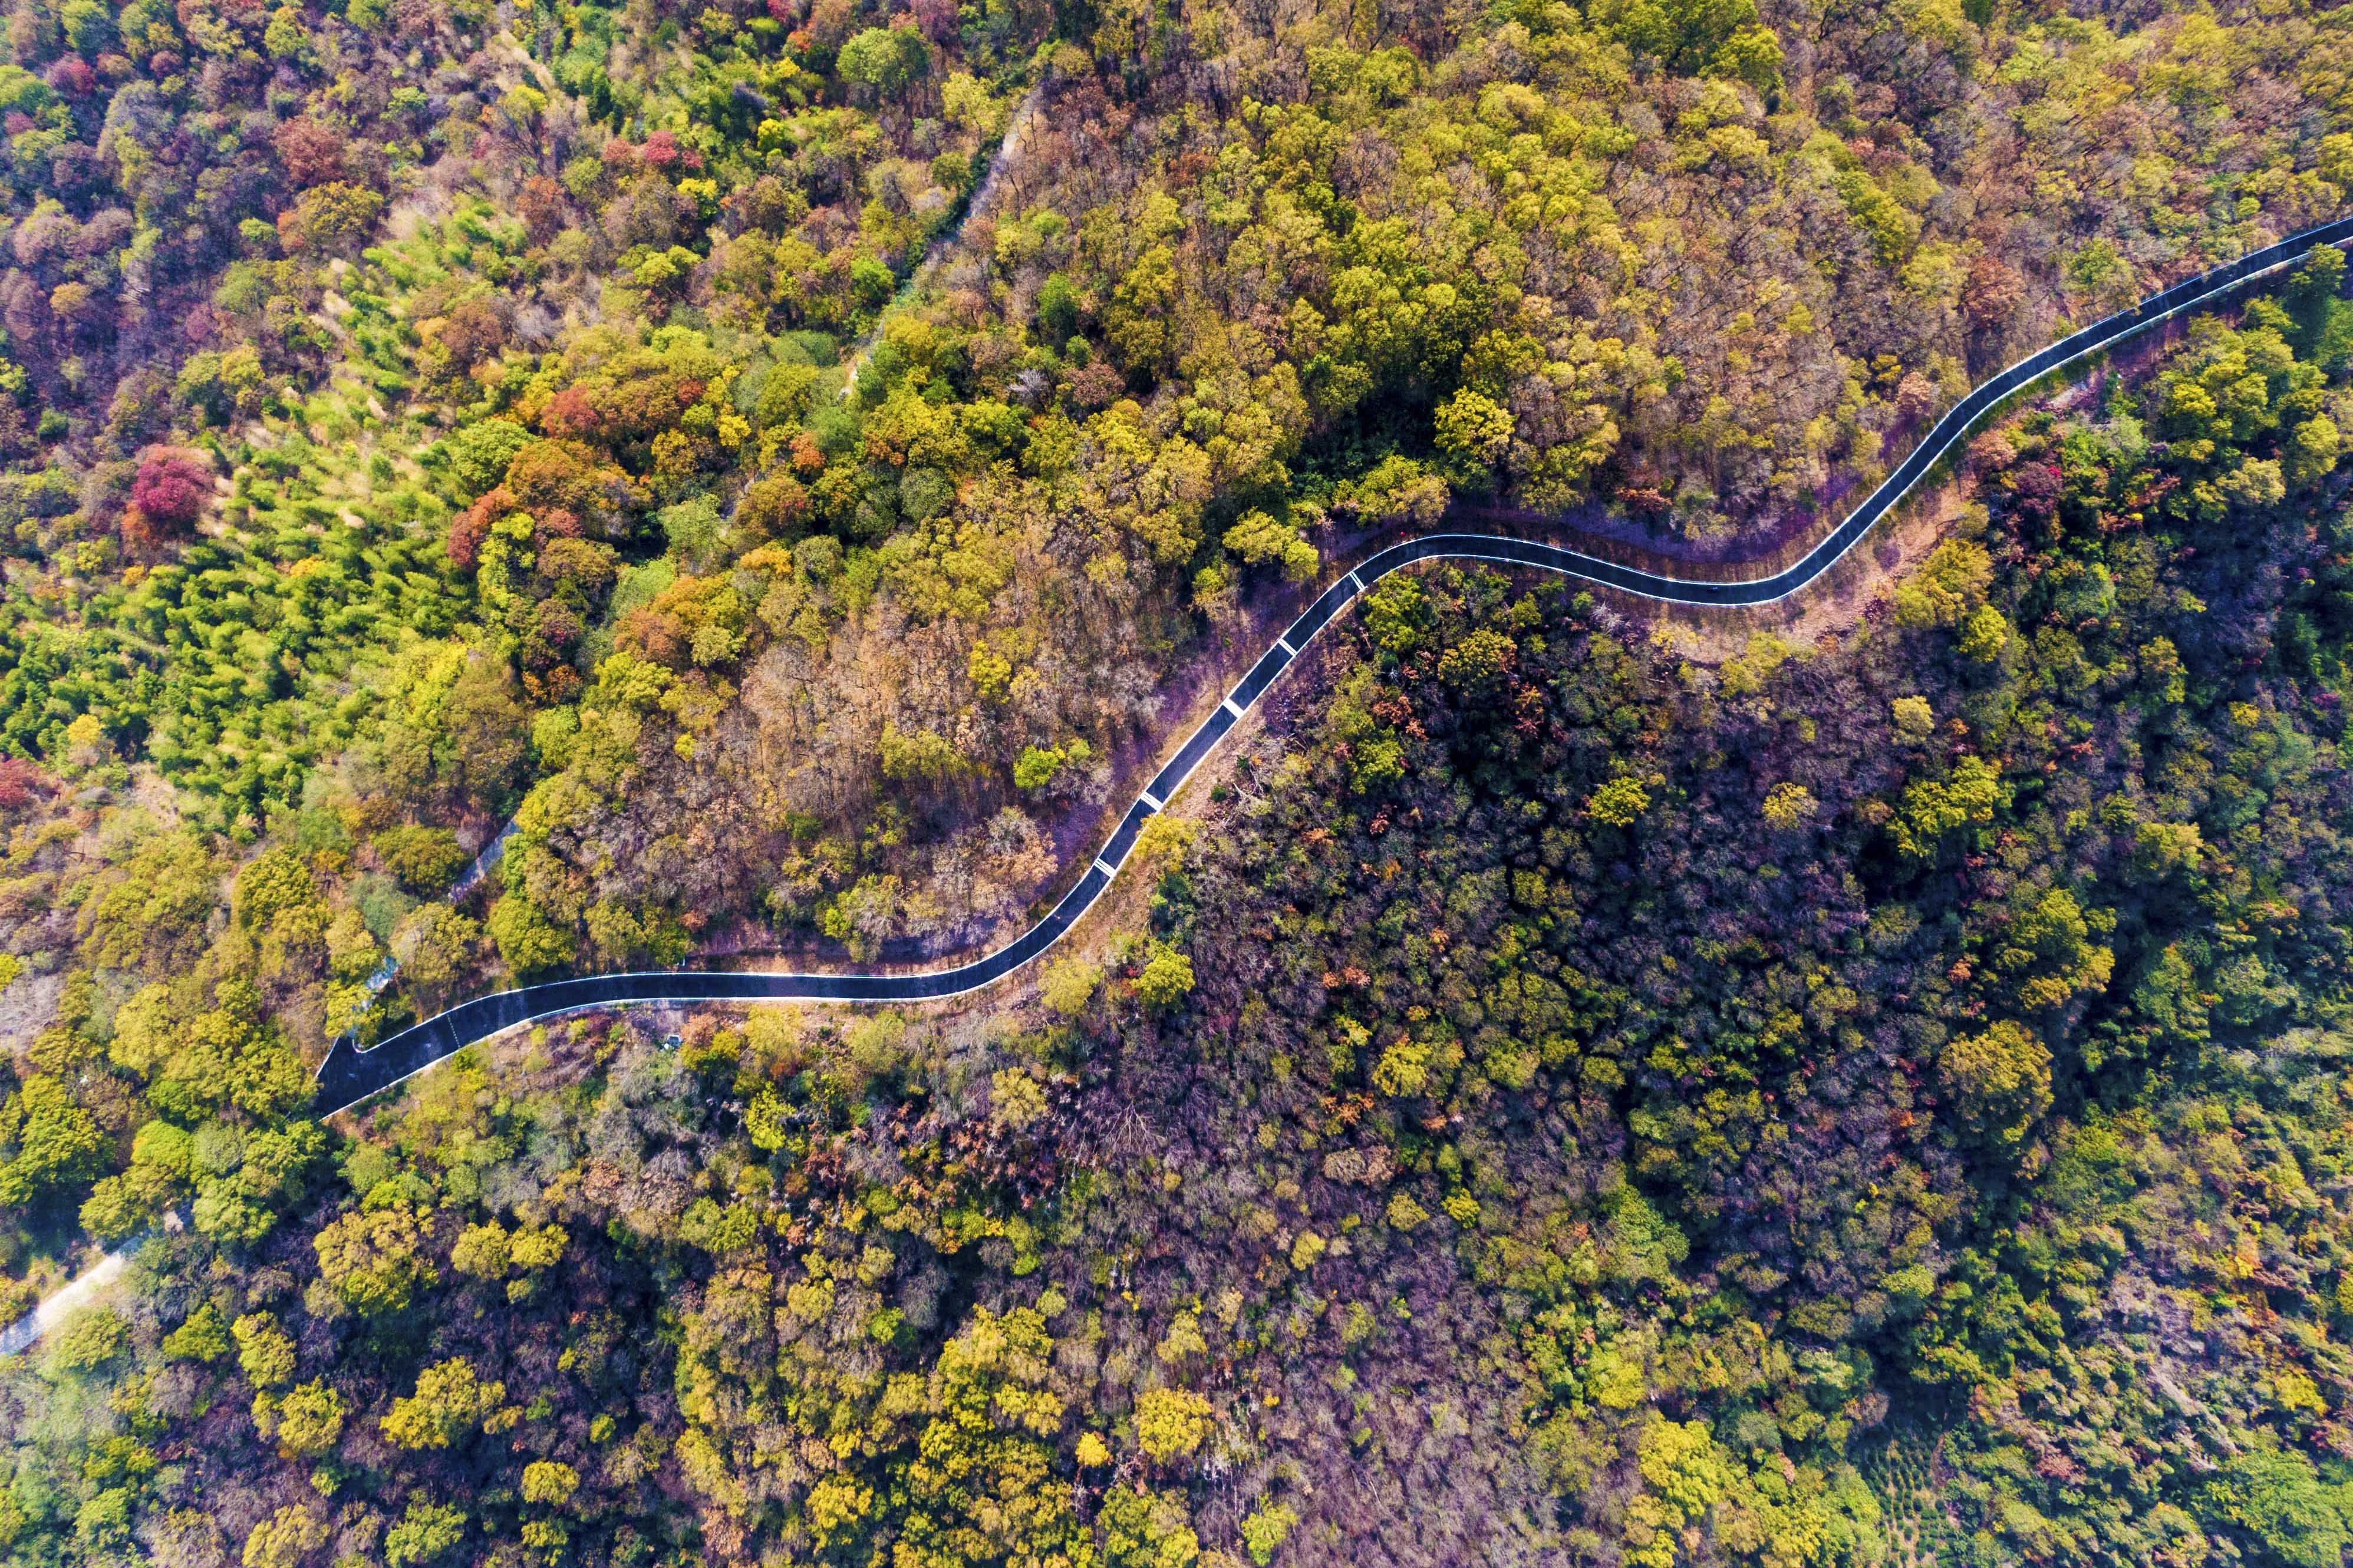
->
<box><xmin>313</xmin><ymin>215</ymin><xmax>2353</xmax><ymax>1115</ymax></box>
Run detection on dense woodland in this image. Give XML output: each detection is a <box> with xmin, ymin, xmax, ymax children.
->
<box><xmin>4</xmin><ymin>0</ymin><xmax>2353</xmax><ymax>1560</ymax></box>
<box><xmin>0</xmin><ymin>255</ymin><xmax>2346</xmax><ymax>1565</ymax></box>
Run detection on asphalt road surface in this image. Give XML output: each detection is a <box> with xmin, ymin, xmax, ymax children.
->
<box><xmin>311</xmin><ymin>214</ymin><xmax>2353</xmax><ymax>1115</ymax></box>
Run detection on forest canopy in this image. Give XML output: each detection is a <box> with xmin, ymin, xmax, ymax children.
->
<box><xmin>0</xmin><ymin>0</ymin><xmax>2351</xmax><ymax>1562</ymax></box>
<box><xmin>8</xmin><ymin>300</ymin><xmax>2353</xmax><ymax>1563</ymax></box>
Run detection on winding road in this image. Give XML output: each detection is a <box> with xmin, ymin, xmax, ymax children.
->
<box><xmin>312</xmin><ymin>213</ymin><xmax>2353</xmax><ymax>1115</ymax></box>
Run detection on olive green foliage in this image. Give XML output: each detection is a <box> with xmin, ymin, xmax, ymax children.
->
<box><xmin>4</xmin><ymin>0</ymin><xmax>2353</xmax><ymax>1559</ymax></box>
<box><xmin>13</xmin><ymin>309</ymin><xmax>2353</xmax><ymax>1564</ymax></box>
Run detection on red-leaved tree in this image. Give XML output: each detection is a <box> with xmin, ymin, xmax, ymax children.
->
<box><xmin>123</xmin><ymin>447</ymin><xmax>212</xmax><ymax>553</ymax></box>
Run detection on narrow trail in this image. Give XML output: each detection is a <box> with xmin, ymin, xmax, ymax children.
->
<box><xmin>834</xmin><ymin>82</ymin><xmax>1045</xmax><ymax>400</ymax></box>
<box><xmin>0</xmin><ymin>1249</ymin><xmax>126</xmax><ymax>1359</ymax></box>
<box><xmin>350</xmin><ymin>82</ymin><xmax>1045</xmax><ymax>1001</ymax></box>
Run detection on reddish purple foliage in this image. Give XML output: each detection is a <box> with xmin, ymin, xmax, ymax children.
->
<box><xmin>910</xmin><ymin>0</ymin><xmax>957</xmax><ymax>42</ymax></box>
<box><xmin>46</xmin><ymin>58</ymin><xmax>97</xmax><ymax>96</ymax></box>
<box><xmin>0</xmin><ymin>756</ymin><xmax>51</xmax><ymax>813</ymax></box>
<box><xmin>130</xmin><ymin>448</ymin><xmax>212</xmax><ymax>531</ymax></box>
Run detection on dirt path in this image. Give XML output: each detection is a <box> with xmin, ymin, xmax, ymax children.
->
<box><xmin>0</xmin><ymin>1247</ymin><xmax>127</xmax><ymax>1358</ymax></box>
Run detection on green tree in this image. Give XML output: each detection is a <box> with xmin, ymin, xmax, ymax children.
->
<box><xmin>1626</xmin><ymin>1418</ymin><xmax>1738</xmax><ymax>1568</ymax></box>
<box><xmin>1222</xmin><ymin>511</ymin><xmax>1320</xmax><ymax>583</ymax></box>
<box><xmin>1586</xmin><ymin>777</ymin><xmax>1651</xmax><ymax>827</ymax></box>
<box><xmin>1892</xmin><ymin>540</ymin><xmax>1992</xmax><ymax>630</ymax></box>
<box><xmin>1241</xmin><ymin>1502</ymin><xmax>1300</xmax><ymax>1566</ymax></box>
<box><xmin>487</xmin><ymin>895</ymin><xmax>576</xmax><ymax>976</ymax></box>
<box><xmin>888</xmin><ymin>1307</ymin><xmax>1092</xmax><ymax>1564</ymax></box>
<box><xmin>1435</xmin><ymin>388</ymin><xmax>1515</xmax><ymax>468</ymax></box>
<box><xmin>235</xmin><ymin>847</ymin><xmax>318</xmax><ymax>929</ymax></box>
<box><xmin>383</xmin><ymin>1499</ymin><xmax>467</xmax><ymax>1567</ymax></box>
<box><xmin>1134</xmin><ymin>1388</ymin><xmax>1215</xmax><ymax>1462</ymax></box>
<box><xmin>1040</xmin><ymin>956</ymin><xmax>1101</xmax><ymax>1018</ymax></box>
<box><xmin>2199</xmin><ymin>1444</ymin><xmax>2353</xmax><ymax>1568</ymax></box>
<box><xmin>1105</xmin><ymin>247</ymin><xmax>1179</xmax><ymax>372</ymax></box>
<box><xmin>381</xmin><ymin>1358</ymin><xmax>506</xmax><ymax>1450</ymax></box>
<box><xmin>2282</xmin><ymin>244</ymin><xmax>2353</xmax><ymax>374</ymax></box>
<box><xmin>372</xmin><ymin>826</ymin><xmax>467</xmax><ymax>893</ymax></box>
<box><xmin>242</xmin><ymin>1506</ymin><xmax>327</xmax><ymax>1568</ymax></box>
<box><xmin>520</xmin><ymin>1460</ymin><xmax>579</xmax><ymax>1506</ymax></box>
<box><xmin>1890</xmin><ymin>756</ymin><xmax>2006</xmax><ymax>860</ymax></box>
<box><xmin>162</xmin><ymin>1303</ymin><xmax>230</xmax><ymax>1364</ymax></box>
<box><xmin>1133</xmin><ymin>943</ymin><xmax>1195</xmax><ymax>1009</ymax></box>
<box><xmin>0</xmin><ymin>1077</ymin><xmax>104</xmax><ymax>1207</ymax></box>
<box><xmin>1590</xmin><ymin>0</ymin><xmax>1781</xmax><ymax>84</ymax></box>
<box><xmin>272</xmin><ymin>1381</ymin><xmax>347</xmax><ymax>1459</ymax></box>
<box><xmin>836</xmin><ymin>27</ymin><xmax>931</xmax><ymax>96</ymax></box>
<box><xmin>1939</xmin><ymin>1020</ymin><xmax>2053</xmax><ymax>1149</ymax></box>
<box><xmin>60</xmin><ymin>0</ymin><xmax>114</xmax><ymax>53</ymax></box>
<box><xmin>1438</xmin><ymin>628</ymin><xmax>1517</xmax><ymax>693</ymax></box>
<box><xmin>1957</xmin><ymin>603</ymin><xmax>2010</xmax><ymax>662</ymax></box>
<box><xmin>1037</xmin><ymin>273</ymin><xmax>1081</xmax><ymax>344</ymax></box>
<box><xmin>391</xmin><ymin>905</ymin><xmax>480</xmax><ymax>1008</ymax></box>
<box><xmin>314</xmin><ymin>1202</ymin><xmax>439</xmax><ymax>1316</ymax></box>
<box><xmin>48</xmin><ymin>1308</ymin><xmax>127</xmax><ymax>1378</ymax></box>
<box><xmin>232</xmin><ymin>1313</ymin><xmax>298</xmax><ymax>1390</ymax></box>
<box><xmin>879</xmin><ymin>725</ymin><xmax>966</xmax><ymax>783</ymax></box>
